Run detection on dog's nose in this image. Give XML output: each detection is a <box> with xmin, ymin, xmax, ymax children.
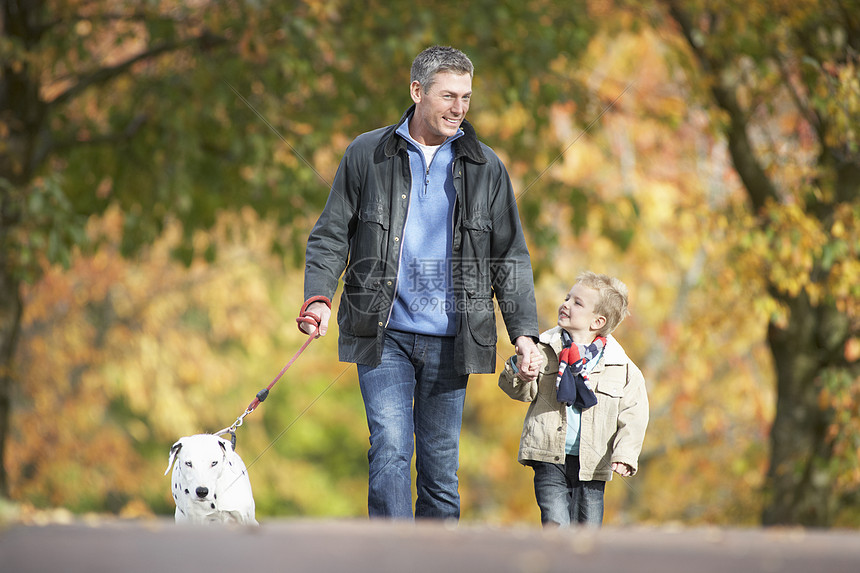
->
<box><xmin>195</xmin><ymin>486</ymin><xmax>209</xmax><ymax>498</ymax></box>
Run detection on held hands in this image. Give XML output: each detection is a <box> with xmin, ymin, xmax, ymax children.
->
<box><xmin>514</xmin><ymin>336</ymin><xmax>542</xmax><ymax>382</ymax></box>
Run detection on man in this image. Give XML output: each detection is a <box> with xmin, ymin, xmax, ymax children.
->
<box><xmin>300</xmin><ymin>45</ymin><xmax>540</xmax><ymax>520</ymax></box>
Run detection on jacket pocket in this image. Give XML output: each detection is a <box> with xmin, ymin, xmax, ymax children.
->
<box><xmin>361</xmin><ymin>202</ymin><xmax>388</xmax><ymax>223</ymax></box>
<box><xmin>541</xmin><ymin>349</ymin><xmax>559</xmax><ymax>376</ymax></box>
<box><xmin>462</xmin><ymin>213</ymin><xmax>492</xmax><ymax>232</ymax></box>
<box><xmin>595</xmin><ymin>378</ymin><xmax>624</xmax><ymax>398</ymax></box>
<box><xmin>464</xmin><ymin>290</ymin><xmax>497</xmax><ymax>346</ymax></box>
<box><xmin>594</xmin><ymin>375</ymin><xmax>624</xmax><ymax>422</ymax></box>
<box><xmin>338</xmin><ymin>280</ymin><xmax>388</xmax><ymax>338</ymax></box>
<box><xmin>353</xmin><ymin>202</ymin><xmax>389</xmax><ymax>262</ymax></box>
<box><xmin>460</xmin><ymin>214</ymin><xmax>493</xmax><ymax>255</ymax></box>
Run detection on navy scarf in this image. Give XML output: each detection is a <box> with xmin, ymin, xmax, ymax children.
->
<box><xmin>556</xmin><ymin>330</ymin><xmax>606</xmax><ymax>409</ymax></box>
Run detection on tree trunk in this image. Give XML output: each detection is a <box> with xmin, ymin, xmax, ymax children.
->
<box><xmin>1</xmin><ymin>0</ymin><xmax>43</xmax><ymax>498</ymax></box>
<box><xmin>0</xmin><ymin>268</ymin><xmax>21</xmax><ymax>497</ymax></box>
<box><xmin>663</xmin><ymin>1</ymin><xmax>858</xmax><ymax>526</ymax></box>
<box><xmin>762</xmin><ymin>292</ymin><xmax>850</xmax><ymax>526</ymax></box>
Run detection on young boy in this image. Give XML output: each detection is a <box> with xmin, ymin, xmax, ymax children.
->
<box><xmin>499</xmin><ymin>271</ymin><xmax>649</xmax><ymax>527</ymax></box>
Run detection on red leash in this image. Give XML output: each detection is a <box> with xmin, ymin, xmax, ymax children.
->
<box><xmin>215</xmin><ymin>296</ymin><xmax>329</xmax><ymax>444</ymax></box>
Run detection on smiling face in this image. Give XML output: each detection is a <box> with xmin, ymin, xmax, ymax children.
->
<box><xmin>558</xmin><ymin>283</ymin><xmax>606</xmax><ymax>344</ymax></box>
<box><xmin>409</xmin><ymin>71</ymin><xmax>472</xmax><ymax>145</ymax></box>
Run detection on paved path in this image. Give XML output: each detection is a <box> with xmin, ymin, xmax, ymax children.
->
<box><xmin>2</xmin><ymin>518</ymin><xmax>859</xmax><ymax>573</ymax></box>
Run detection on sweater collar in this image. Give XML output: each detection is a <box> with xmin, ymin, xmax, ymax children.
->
<box><xmin>395</xmin><ymin>115</ymin><xmax>463</xmax><ymax>150</ymax></box>
<box><xmin>383</xmin><ymin>105</ymin><xmax>487</xmax><ymax>164</ymax></box>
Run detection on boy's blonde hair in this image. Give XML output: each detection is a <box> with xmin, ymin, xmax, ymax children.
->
<box><xmin>577</xmin><ymin>271</ymin><xmax>630</xmax><ymax>337</ymax></box>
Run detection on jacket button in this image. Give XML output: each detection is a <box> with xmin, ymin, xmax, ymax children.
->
<box><xmin>387</xmin><ymin>281</ymin><xmax>392</xmax><ymax>286</ymax></box>
<box><xmin>378</xmin><ymin>321</ymin><xmax>383</xmax><ymax>327</ymax></box>
<box><xmin>557</xmin><ymin>427</ymin><xmax>563</xmax><ymax>432</ymax></box>
<box><xmin>393</xmin><ymin>236</ymin><xmax>399</xmax><ymax>242</ymax></box>
<box><xmin>554</xmin><ymin>456</ymin><xmax>560</xmax><ymax>461</ymax></box>
<box><xmin>401</xmin><ymin>194</ymin><xmax>407</xmax><ymax>199</ymax></box>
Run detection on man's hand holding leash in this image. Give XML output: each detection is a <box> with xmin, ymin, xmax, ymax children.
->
<box><xmin>298</xmin><ymin>296</ymin><xmax>332</xmax><ymax>337</ymax></box>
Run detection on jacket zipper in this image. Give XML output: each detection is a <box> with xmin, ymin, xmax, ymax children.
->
<box><xmin>384</xmin><ymin>157</ymin><xmax>414</xmax><ymax>328</ymax></box>
<box><xmin>384</xmin><ymin>145</ymin><xmax>450</xmax><ymax>328</ymax></box>
<box><xmin>450</xmin><ymin>161</ymin><xmax>459</xmax><ymax>243</ymax></box>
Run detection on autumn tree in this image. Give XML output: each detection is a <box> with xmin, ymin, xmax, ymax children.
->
<box><xmin>2</xmin><ymin>0</ymin><xmax>228</xmax><ymax>496</ymax></box>
<box><xmin>0</xmin><ymin>0</ymin><xmax>354</xmax><ymax>496</ymax></box>
<box><xmin>651</xmin><ymin>0</ymin><xmax>860</xmax><ymax>526</ymax></box>
<box><xmin>0</xmin><ymin>0</ymin><xmax>598</xmax><ymax>499</ymax></box>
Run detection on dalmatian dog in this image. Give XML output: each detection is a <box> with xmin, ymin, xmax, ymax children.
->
<box><xmin>165</xmin><ymin>434</ymin><xmax>258</xmax><ymax>525</ymax></box>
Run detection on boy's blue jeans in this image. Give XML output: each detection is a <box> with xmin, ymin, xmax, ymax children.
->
<box><xmin>531</xmin><ymin>455</ymin><xmax>606</xmax><ymax>527</ymax></box>
<box><xmin>357</xmin><ymin>329</ymin><xmax>468</xmax><ymax>519</ymax></box>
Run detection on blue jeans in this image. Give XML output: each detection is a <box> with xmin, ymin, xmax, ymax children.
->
<box><xmin>531</xmin><ymin>456</ymin><xmax>605</xmax><ymax>527</ymax></box>
<box><xmin>357</xmin><ymin>329</ymin><xmax>468</xmax><ymax>519</ymax></box>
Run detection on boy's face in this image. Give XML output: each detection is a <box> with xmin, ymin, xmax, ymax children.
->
<box><xmin>558</xmin><ymin>283</ymin><xmax>603</xmax><ymax>342</ymax></box>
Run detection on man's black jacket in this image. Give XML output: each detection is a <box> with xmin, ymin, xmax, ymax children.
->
<box><xmin>304</xmin><ymin>106</ymin><xmax>538</xmax><ymax>374</ymax></box>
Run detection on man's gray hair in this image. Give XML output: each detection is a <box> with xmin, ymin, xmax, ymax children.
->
<box><xmin>410</xmin><ymin>46</ymin><xmax>474</xmax><ymax>92</ymax></box>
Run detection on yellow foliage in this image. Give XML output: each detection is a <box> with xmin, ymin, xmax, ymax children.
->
<box><xmin>9</xmin><ymin>10</ymin><xmax>857</xmax><ymax>528</ymax></box>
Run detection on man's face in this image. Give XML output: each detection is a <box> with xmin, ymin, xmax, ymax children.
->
<box><xmin>409</xmin><ymin>71</ymin><xmax>472</xmax><ymax>146</ymax></box>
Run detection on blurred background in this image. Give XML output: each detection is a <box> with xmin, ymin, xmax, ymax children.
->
<box><xmin>1</xmin><ymin>0</ymin><xmax>857</xmax><ymax>528</ymax></box>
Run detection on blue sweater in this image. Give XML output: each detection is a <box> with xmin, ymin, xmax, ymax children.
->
<box><xmin>387</xmin><ymin>118</ymin><xmax>462</xmax><ymax>336</ymax></box>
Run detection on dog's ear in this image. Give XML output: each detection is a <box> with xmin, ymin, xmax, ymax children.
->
<box><xmin>164</xmin><ymin>440</ymin><xmax>183</xmax><ymax>476</ymax></box>
<box><xmin>216</xmin><ymin>434</ymin><xmax>235</xmax><ymax>452</ymax></box>
<box><xmin>216</xmin><ymin>438</ymin><xmax>233</xmax><ymax>466</ymax></box>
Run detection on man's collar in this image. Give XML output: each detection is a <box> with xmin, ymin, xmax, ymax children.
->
<box><xmin>384</xmin><ymin>105</ymin><xmax>486</xmax><ymax>163</ymax></box>
<box><xmin>395</xmin><ymin>114</ymin><xmax>463</xmax><ymax>149</ymax></box>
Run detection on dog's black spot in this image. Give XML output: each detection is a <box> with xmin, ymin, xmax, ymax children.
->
<box><xmin>174</xmin><ymin>483</ymin><xmax>178</xmax><ymax>489</ymax></box>
<box><xmin>173</xmin><ymin>494</ymin><xmax>178</xmax><ymax>500</ymax></box>
<box><xmin>184</xmin><ymin>489</ymin><xmax>190</xmax><ymax>495</ymax></box>
<box><xmin>210</xmin><ymin>503</ymin><xmax>216</xmax><ymax>509</ymax></box>
<box><xmin>214</xmin><ymin>494</ymin><xmax>218</xmax><ymax>499</ymax></box>
<box><xmin>179</xmin><ymin>509</ymin><xmax>186</xmax><ymax>516</ymax></box>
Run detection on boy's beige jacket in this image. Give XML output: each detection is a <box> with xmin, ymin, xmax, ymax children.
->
<box><xmin>499</xmin><ymin>326</ymin><xmax>649</xmax><ymax>481</ymax></box>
